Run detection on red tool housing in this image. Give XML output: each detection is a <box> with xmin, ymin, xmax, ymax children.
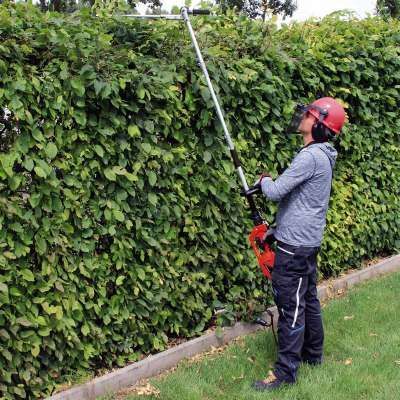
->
<box><xmin>249</xmin><ymin>224</ymin><xmax>275</xmax><ymax>280</ymax></box>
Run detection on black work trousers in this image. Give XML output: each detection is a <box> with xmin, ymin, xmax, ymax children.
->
<box><xmin>271</xmin><ymin>241</ymin><xmax>324</xmax><ymax>383</ymax></box>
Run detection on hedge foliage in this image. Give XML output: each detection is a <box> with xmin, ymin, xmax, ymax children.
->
<box><xmin>0</xmin><ymin>4</ymin><xmax>399</xmax><ymax>398</ymax></box>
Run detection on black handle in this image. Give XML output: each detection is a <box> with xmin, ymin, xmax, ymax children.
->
<box><xmin>238</xmin><ymin>186</ymin><xmax>264</xmax><ymax>225</ymax></box>
<box><xmin>240</xmin><ymin>191</ymin><xmax>263</xmax><ymax>226</ymax></box>
<box><xmin>241</xmin><ymin>186</ymin><xmax>262</xmax><ymax>197</ymax></box>
<box><xmin>191</xmin><ymin>9</ymin><xmax>211</xmax><ymax>15</ymax></box>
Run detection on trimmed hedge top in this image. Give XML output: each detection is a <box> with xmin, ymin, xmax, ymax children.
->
<box><xmin>0</xmin><ymin>4</ymin><xmax>399</xmax><ymax>398</ymax></box>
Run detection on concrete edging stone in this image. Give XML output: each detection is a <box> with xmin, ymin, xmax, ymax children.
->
<box><xmin>48</xmin><ymin>254</ymin><xmax>400</xmax><ymax>400</ymax></box>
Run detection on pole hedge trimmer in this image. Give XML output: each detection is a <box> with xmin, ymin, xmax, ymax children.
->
<box><xmin>125</xmin><ymin>7</ymin><xmax>276</xmax><ymax>280</ymax></box>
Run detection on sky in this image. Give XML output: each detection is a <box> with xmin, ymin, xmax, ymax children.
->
<box><xmin>137</xmin><ymin>0</ymin><xmax>377</xmax><ymax>19</ymax></box>
<box><xmin>287</xmin><ymin>0</ymin><xmax>376</xmax><ymax>21</ymax></box>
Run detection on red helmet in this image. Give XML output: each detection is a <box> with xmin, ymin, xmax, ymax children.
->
<box><xmin>308</xmin><ymin>97</ymin><xmax>346</xmax><ymax>134</ymax></box>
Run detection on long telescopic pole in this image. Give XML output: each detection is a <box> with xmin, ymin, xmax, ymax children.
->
<box><xmin>123</xmin><ymin>8</ymin><xmax>263</xmax><ymax>225</ymax></box>
<box><xmin>180</xmin><ymin>8</ymin><xmax>263</xmax><ymax>225</ymax></box>
<box><xmin>181</xmin><ymin>7</ymin><xmax>249</xmax><ymax>193</ymax></box>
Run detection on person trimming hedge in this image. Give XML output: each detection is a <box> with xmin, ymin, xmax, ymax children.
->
<box><xmin>252</xmin><ymin>97</ymin><xmax>346</xmax><ymax>391</ymax></box>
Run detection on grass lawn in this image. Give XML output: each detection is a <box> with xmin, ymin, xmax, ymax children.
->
<box><xmin>111</xmin><ymin>271</ymin><xmax>400</xmax><ymax>400</ymax></box>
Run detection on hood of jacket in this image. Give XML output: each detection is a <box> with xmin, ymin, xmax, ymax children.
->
<box><xmin>309</xmin><ymin>141</ymin><xmax>338</xmax><ymax>169</ymax></box>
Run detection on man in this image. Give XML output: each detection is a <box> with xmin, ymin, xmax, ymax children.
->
<box><xmin>252</xmin><ymin>97</ymin><xmax>346</xmax><ymax>391</ymax></box>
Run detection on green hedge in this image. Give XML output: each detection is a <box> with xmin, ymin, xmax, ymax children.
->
<box><xmin>0</xmin><ymin>4</ymin><xmax>399</xmax><ymax>398</ymax></box>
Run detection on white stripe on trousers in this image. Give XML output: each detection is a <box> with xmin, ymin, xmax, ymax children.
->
<box><xmin>292</xmin><ymin>277</ymin><xmax>303</xmax><ymax>328</ymax></box>
<box><xmin>277</xmin><ymin>245</ymin><xmax>295</xmax><ymax>256</ymax></box>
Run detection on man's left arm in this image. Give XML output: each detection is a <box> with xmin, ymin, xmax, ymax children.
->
<box><xmin>261</xmin><ymin>151</ymin><xmax>316</xmax><ymax>202</ymax></box>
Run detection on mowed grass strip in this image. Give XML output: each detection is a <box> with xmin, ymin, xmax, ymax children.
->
<box><xmin>112</xmin><ymin>271</ymin><xmax>400</xmax><ymax>400</ymax></box>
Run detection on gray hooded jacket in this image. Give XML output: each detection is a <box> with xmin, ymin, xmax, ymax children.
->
<box><xmin>261</xmin><ymin>142</ymin><xmax>337</xmax><ymax>247</ymax></box>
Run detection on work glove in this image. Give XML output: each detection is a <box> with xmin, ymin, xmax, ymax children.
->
<box><xmin>253</xmin><ymin>172</ymin><xmax>271</xmax><ymax>189</ymax></box>
<box><xmin>241</xmin><ymin>173</ymin><xmax>271</xmax><ymax>197</ymax></box>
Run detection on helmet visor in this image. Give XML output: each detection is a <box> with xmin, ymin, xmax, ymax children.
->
<box><xmin>285</xmin><ymin>104</ymin><xmax>308</xmax><ymax>135</ymax></box>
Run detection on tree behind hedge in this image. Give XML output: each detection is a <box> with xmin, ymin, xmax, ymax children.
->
<box><xmin>216</xmin><ymin>0</ymin><xmax>297</xmax><ymax>19</ymax></box>
<box><xmin>377</xmin><ymin>0</ymin><xmax>400</xmax><ymax>19</ymax></box>
<box><xmin>0</xmin><ymin>4</ymin><xmax>399</xmax><ymax>398</ymax></box>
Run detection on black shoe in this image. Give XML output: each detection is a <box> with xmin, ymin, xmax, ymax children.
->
<box><xmin>252</xmin><ymin>371</ymin><xmax>287</xmax><ymax>391</ymax></box>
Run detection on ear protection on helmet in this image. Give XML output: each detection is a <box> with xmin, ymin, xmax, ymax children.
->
<box><xmin>312</xmin><ymin>122</ymin><xmax>331</xmax><ymax>142</ymax></box>
<box><xmin>310</xmin><ymin>106</ymin><xmax>334</xmax><ymax>142</ymax></box>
